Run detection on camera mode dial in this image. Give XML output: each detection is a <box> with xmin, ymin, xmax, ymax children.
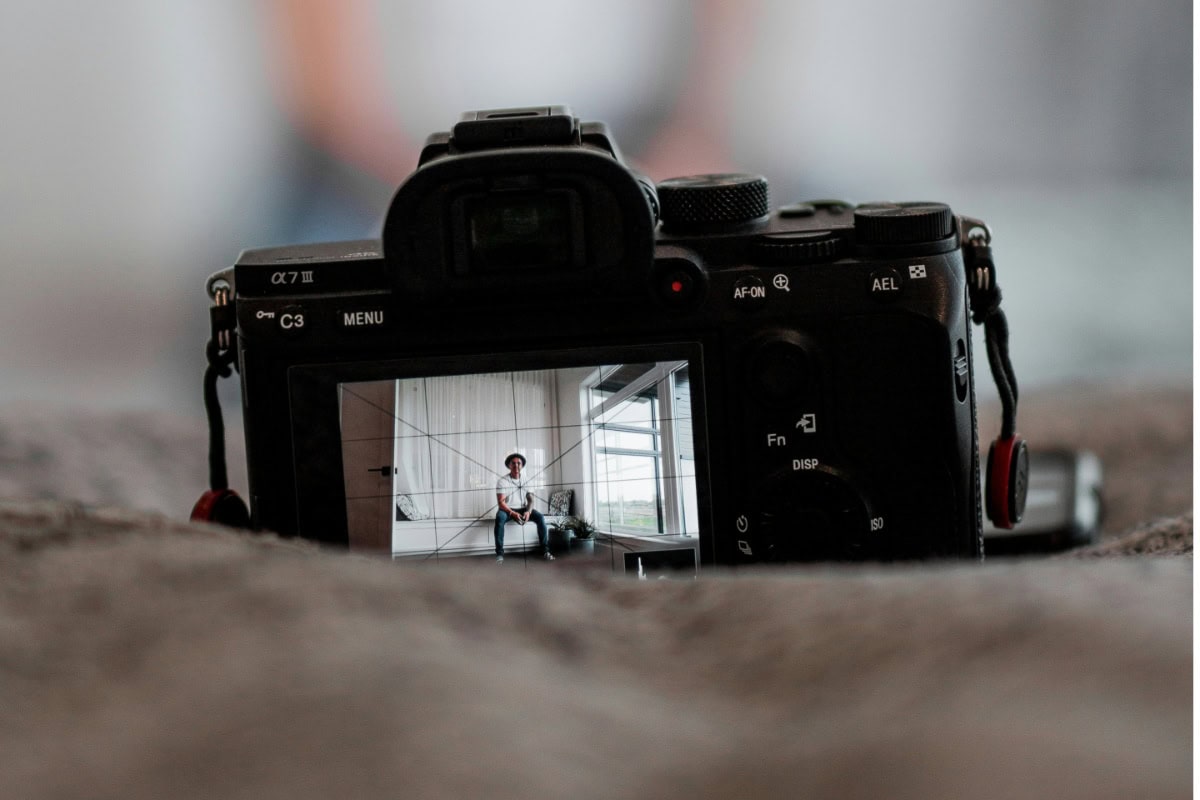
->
<box><xmin>853</xmin><ymin>202</ymin><xmax>954</xmax><ymax>245</ymax></box>
<box><xmin>657</xmin><ymin>174</ymin><xmax>769</xmax><ymax>232</ymax></box>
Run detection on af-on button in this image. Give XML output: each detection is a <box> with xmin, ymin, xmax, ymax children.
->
<box><xmin>731</xmin><ymin>275</ymin><xmax>768</xmax><ymax>311</ymax></box>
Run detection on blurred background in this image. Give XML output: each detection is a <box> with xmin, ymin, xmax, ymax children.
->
<box><xmin>0</xmin><ymin>0</ymin><xmax>1191</xmax><ymax>418</ymax></box>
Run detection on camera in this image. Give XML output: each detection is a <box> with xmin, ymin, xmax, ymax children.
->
<box><xmin>200</xmin><ymin>105</ymin><xmax>1026</xmax><ymax>570</ymax></box>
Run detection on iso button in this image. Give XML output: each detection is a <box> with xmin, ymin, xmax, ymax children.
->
<box><xmin>868</xmin><ymin>267</ymin><xmax>904</xmax><ymax>301</ymax></box>
<box><xmin>731</xmin><ymin>275</ymin><xmax>767</xmax><ymax>311</ymax></box>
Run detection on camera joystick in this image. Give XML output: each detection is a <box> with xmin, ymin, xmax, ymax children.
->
<box><xmin>657</xmin><ymin>174</ymin><xmax>769</xmax><ymax>231</ymax></box>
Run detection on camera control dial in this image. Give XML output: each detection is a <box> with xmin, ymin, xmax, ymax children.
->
<box><xmin>657</xmin><ymin>174</ymin><xmax>769</xmax><ymax>231</ymax></box>
<box><xmin>853</xmin><ymin>202</ymin><xmax>954</xmax><ymax>245</ymax></box>
<box><xmin>753</xmin><ymin>231</ymin><xmax>841</xmax><ymax>265</ymax></box>
<box><xmin>753</xmin><ymin>464</ymin><xmax>878</xmax><ymax>562</ymax></box>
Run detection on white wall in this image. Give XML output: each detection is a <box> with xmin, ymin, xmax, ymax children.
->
<box><xmin>553</xmin><ymin>367</ymin><xmax>596</xmax><ymax>519</ymax></box>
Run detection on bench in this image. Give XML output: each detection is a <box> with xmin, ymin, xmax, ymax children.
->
<box><xmin>392</xmin><ymin>517</ymin><xmax>549</xmax><ymax>558</ymax></box>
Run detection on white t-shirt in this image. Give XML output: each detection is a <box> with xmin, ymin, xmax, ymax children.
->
<box><xmin>496</xmin><ymin>474</ymin><xmax>533</xmax><ymax>509</ymax></box>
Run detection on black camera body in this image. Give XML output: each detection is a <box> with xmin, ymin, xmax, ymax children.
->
<box><xmin>212</xmin><ymin>106</ymin><xmax>1006</xmax><ymax>568</ymax></box>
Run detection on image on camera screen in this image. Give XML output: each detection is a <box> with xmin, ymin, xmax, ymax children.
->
<box><xmin>338</xmin><ymin>360</ymin><xmax>702</xmax><ymax>575</ymax></box>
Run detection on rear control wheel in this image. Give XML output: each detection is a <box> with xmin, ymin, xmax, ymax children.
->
<box><xmin>753</xmin><ymin>465</ymin><xmax>876</xmax><ymax>562</ymax></box>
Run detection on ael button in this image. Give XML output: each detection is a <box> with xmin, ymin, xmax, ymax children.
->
<box><xmin>868</xmin><ymin>266</ymin><xmax>904</xmax><ymax>300</ymax></box>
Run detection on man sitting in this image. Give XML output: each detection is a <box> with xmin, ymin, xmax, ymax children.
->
<box><xmin>494</xmin><ymin>452</ymin><xmax>554</xmax><ymax>563</ymax></box>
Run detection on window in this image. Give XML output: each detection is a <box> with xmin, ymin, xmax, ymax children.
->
<box><xmin>586</xmin><ymin>362</ymin><xmax>697</xmax><ymax>538</ymax></box>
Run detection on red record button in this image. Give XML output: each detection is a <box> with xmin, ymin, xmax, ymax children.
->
<box><xmin>654</xmin><ymin>259</ymin><xmax>704</xmax><ymax>309</ymax></box>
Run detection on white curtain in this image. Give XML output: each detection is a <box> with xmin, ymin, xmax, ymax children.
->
<box><xmin>392</xmin><ymin>371</ymin><xmax>558</xmax><ymax>519</ymax></box>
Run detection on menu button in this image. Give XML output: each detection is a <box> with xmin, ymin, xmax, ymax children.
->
<box><xmin>339</xmin><ymin>308</ymin><xmax>387</xmax><ymax>330</ymax></box>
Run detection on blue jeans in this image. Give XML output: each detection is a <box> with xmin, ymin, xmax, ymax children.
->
<box><xmin>494</xmin><ymin>509</ymin><xmax>548</xmax><ymax>555</ymax></box>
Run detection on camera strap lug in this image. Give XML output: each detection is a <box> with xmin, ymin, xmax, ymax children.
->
<box><xmin>191</xmin><ymin>275</ymin><xmax>250</xmax><ymax>529</ymax></box>
<box><xmin>961</xmin><ymin>217</ymin><xmax>1028</xmax><ymax>529</ymax></box>
<box><xmin>208</xmin><ymin>282</ymin><xmax>236</xmax><ymax>353</ymax></box>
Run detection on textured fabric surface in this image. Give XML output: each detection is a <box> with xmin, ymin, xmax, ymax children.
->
<box><xmin>0</xmin><ymin>382</ymin><xmax>1191</xmax><ymax>799</ymax></box>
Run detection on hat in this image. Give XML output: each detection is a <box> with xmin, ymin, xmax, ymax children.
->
<box><xmin>505</xmin><ymin>452</ymin><xmax>526</xmax><ymax>468</ymax></box>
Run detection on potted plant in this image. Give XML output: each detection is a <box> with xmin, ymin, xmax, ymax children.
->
<box><xmin>555</xmin><ymin>515</ymin><xmax>599</xmax><ymax>556</ymax></box>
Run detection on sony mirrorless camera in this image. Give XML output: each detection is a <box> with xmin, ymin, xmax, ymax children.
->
<box><xmin>200</xmin><ymin>105</ymin><xmax>1026</xmax><ymax>571</ymax></box>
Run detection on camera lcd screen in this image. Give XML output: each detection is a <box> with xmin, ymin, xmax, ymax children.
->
<box><xmin>336</xmin><ymin>359</ymin><xmax>703</xmax><ymax>574</ymax></box>
<box><xmin>466</xmin><ymin>192</ymin><xmax>574</xmax><ymax>272</ymax></box>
